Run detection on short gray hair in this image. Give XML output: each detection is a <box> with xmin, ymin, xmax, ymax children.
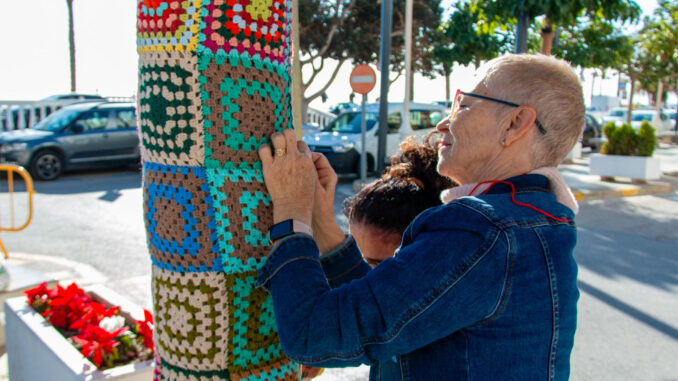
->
<box><xmin>479</xmin><ymin>54</ymin><xmax>585</xmax><ymax>166</ymax></box>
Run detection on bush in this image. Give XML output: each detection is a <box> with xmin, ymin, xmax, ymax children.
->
<box><xmin>600</xmin><ymin>121</ymin><xmax>656</xmax><ymax>157</ymax></box>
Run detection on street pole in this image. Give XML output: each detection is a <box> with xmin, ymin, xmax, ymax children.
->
<box><xmin>292</xmin><ymin>0</ymin><xmax>302</xmax><ymax>139</ymax></box>
<box><xmin>377</xmin><ymin>0</ymin><xmax>393</xmax><ymax>175</ymax></box>
<box><xmin>361</xmin><ymin>94</ymin><xmax>367</xmax><ymax>181</ymax></box>
<box><xmin>403</xmin><ymin>0</ymin><xmax>413</xmax><ymax>144</ymax></box>
<box><xmin>515</xmin><ymin>12</ymin><xmax>529</xmax><ymax>53</ymax></box>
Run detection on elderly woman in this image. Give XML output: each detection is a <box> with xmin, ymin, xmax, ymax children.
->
<box><xmin>257</xmin><ymin>54</ymin><xmax>584</xmax><ymax>380</ymax></box>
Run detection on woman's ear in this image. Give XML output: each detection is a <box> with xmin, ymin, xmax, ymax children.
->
<box><xmin>503</xmin><ymin>106</ymin><xmax>538</xmax><ymax>147</ymax></box>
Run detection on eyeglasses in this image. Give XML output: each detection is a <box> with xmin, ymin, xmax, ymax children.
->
<box><xmin>451</xmin><ymin>89</ymin><xmax>547</xmax><ymax>135</ymax></box>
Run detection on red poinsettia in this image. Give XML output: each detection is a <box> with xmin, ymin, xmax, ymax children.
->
<box><xmin>73</xmin><ymin>324</ymin><xmax>128</xmax><ymax>367</ymax></box>
<box><xmin>23</xmin><ymin>282</ymin><xmax>154</xmax><ymax>370</ymax></box>
<box><xmin>136</xmin><ymin>309</ymin><xmax>154</xmax><ymax>351</ymax></box>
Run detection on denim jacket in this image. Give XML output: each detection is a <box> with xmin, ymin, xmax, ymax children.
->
<box><xmin>257</xmin><ymin>174</ymin><xmax>579</xmax><ymax>380</ymax></box>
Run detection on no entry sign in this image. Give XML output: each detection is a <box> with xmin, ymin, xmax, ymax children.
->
<box><xmin>350</xmin><ymin>64</ymin><xmax>377</xmax><ymax>95</ymax></box>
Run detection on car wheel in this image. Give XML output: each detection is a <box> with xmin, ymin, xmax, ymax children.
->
<box><xmin>30</xmin><ymin>150</ymin><xmax>63</xmax><ymax>181</ymax></box>
<box><xmin>354</xmin><ymin>154</ymin><xmax>375</xmax><ymax>175</ymax></box>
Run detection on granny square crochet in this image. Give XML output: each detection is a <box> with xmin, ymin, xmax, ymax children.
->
<box><xmin>153</xmin><ymin>267</ymin><xmax>230</xmax><ymax>372</ymax></box>
<box><xmin>137</xmin><ymin>0</ymin><xmax>202</xmax><ymax>52</ymax></box>
<box><xmin>139</xmin><ymin>51</ymin><xmax>204</xmax><ymax>167</ymax></box>
<box><xmin>144</xmin><ymin>163</ymin><xmax>221</xmax><ymax>272</ymax></box>
<box><xmin>138</xmin><ymin>0</ymin><xmax>298</xmax><ymax>378</ymax></box>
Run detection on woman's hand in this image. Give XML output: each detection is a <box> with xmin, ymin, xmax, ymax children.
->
<box><xmin>311</xmin><ymin>152</ymin><xmax>346</xmax><ymax>253</ymax></box>
<box><xmin>258</xmin><ymin>129</ymin><xmax>315</xmax><ymax>226</ymax></box>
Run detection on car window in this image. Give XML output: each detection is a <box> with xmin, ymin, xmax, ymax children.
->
<box><xmin>322</xmin><ymin>112</ymin><xmax>378</xmax><ymax>133</ymax></box>
<box><xmin>608</xmin><ymin>110</ymin><xmax>625</xmax><ymax>117</ymax></box>
<box><xmin>73</xmin><ymin>109</ymin><xmax>112</xmax><ymax>131</ymax></box>
<box><xmin>32</xmin><ymin>107</ymin><xmax>83</xmax><ymax>131</ymax></box>
<box><xmin>660</xmin><ymin>113</ymin><xmax>667</xmax><ymax>121</ymax></box>
<box><xmin>632</xmin><ymin>113</ymin><xmax>652</xmax><ymax>122</ymax></box>
<box><xmin>387</xmin><ymin>112</ymin><xmax>402</xmax><ymax>133</ymax></box>
<box><xmin>111</xmin><ymin>108</ymin><xmax>137</xmax><ymax>128</ymax></box>
<box><xmin>410</xmin><ymin>110</ymin><xmax>442</xmax><ymax>131</ymax></box>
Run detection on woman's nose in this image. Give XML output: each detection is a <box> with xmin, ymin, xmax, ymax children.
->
<box><xmin>436</xmin><ymin>118</ymin><xmax>450</xmax><ymax>132</ymax></box>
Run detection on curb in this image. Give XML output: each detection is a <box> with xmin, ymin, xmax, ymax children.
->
<box><xmin>571</xmin><ymin>181</ymin><xmax>674</xmax><ymax>201</ymax></box>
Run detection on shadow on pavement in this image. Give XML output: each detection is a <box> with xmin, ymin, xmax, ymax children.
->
<box><xmin>578</xmin><ymin>280</ymin><xmax>678</xmax><ymax>340</ymax></box>
<box><xmin>0</xmin><ymin>167</ymin><xmax>141</xmax><ymax>196</ymax></box>
<box><xmin>574</xmin><ymin>201</ymin><xmax>678</xmax><ymax>291</ymax></box>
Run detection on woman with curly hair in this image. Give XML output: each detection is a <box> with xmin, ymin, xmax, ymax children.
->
<box><xmin>344</xmin><ymin>132</ymin><xmax>455</xmax><ymax>267</ymax></box>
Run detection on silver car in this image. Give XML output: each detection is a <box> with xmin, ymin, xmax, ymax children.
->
<box><xmin>0</xmin><ymin>102</ymin><xmax>140</xmax><ymax>180</ymax></box>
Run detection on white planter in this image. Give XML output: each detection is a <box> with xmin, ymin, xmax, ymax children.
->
<box><xmin>589</xmin><ymin>153</ymin><xmax>662</xmax><ymax>180</ymax></box>
<box><xmin>4</xmin><ymin>284</ymin><xmax>153</xmax><ymax>381</ymax></box>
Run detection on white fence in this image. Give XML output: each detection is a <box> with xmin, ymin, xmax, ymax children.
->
<box><xmin>307</xmin><ymin>107</ymin><xmax>334</xmax><ymax>129</ymax></box>
<box><xmin>1</xmin><ymin>99</ymin><xmax>332</xmax><ymax>131</ymax></box>
<box><xmin>0</xmin><ymin>97</ymin><xmax>135</xmax><ymax>130</ymax></box>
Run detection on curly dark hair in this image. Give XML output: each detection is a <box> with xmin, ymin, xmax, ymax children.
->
<box><xmin>343</xmin><ymin>131</ymin><xmax>456</xmax><ymax>234</ymax></box>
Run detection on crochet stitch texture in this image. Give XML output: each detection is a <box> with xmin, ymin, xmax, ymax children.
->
<box><xmin>137</xmin><ymin>0</ymin><xmax>298</xmax><ymax>379</ymax></box>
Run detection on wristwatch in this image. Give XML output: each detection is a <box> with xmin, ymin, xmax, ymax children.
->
<box><xmin>269</xmin><ymin>219</ymin><xmax>313</xmax><ymax>243</ymax></box>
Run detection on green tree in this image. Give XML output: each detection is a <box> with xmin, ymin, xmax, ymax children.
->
<box><xmin>477</xmin><ymin>0</ymin><xmax>640</xmax><ymax>55</ymax></box>
<box><xmin>636</xmin><ymin>1</ymin><xmax>678</xmax><ymax>129</ymax></box>
<box><xmin>299</xmin><ymin>0</ymin><xmax>442</xmax><ymax>119</ymax></box>
<box><xmin>552</xmin><ymin>15</ymin><xmax>632</xmax><ymax>74</ymax></box>
<box><xmin>431</xmin><ymin>1</ymin><xmax>508</xmax><ymax>101</ymax></box>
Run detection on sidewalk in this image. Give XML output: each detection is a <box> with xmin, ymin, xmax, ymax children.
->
<box><xmin>1</xmin><ymin>145</ymin><xmax>677</xmax><ymax>381</ymax></box>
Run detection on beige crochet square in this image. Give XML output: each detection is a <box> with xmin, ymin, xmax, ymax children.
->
<box><xmin>153</xmin><ymin>266</ymin><xmax>229</xmax><ymax>371</ymax></box>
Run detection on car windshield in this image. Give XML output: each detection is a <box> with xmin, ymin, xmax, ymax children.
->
<box><xmin>607</xmin><ymin>110</ymin><xmax>626</xmax><ymax>117</ymax></box>
<box><xmin>632</xmin><ymin>113</ymin><xmax>653</xmax><ymax>122</ymax></box>
<box><xmin>32</xmin><ymin>107</ymin><xmax>82</xmax><ymax>131</ymax></box>
<box><xmin>322</xmin><ymin>111</ymin><xmax>378</xmax><ymax>133</ymax></box>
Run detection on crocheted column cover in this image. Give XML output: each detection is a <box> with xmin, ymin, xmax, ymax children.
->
<box><xmin>136</xmin><ymin>1</ymin><xmax>298</xmax><ymax>379</ymax></box>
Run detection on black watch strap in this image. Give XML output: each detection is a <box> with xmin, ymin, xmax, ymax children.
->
<box><xmin>269</xmin><ymin>219</ymin><xmax>313</xmax><ymax>242</ymax></box>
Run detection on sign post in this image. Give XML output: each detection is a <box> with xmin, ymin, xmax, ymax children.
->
<box><xmin>350</xmin><ymin>64</ymin><xmax>377</xmax><ymax>181</ymax></box>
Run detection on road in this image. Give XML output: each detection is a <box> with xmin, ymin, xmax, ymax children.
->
<box><xmin>0</xmin><ymin>167</ymin><xmax>677</xmax><ymax>380</ymax></box>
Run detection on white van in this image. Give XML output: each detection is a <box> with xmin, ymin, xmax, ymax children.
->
<box><xmin>302</xmin><ymin>102</ymin><xmax>446</xmax><ymax>174</ymax></box>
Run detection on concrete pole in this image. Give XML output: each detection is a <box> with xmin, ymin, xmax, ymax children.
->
<box><xmin>402</xmin><ymin>0</ymin><xmax>413</xmax><ymax>144</ymax></box>
<box><xmin>293</xmin><ymin>0</ymin><xmax>303</xmax><ymax>139</ymax></box>
<box><xmin>137</xmin><ymin>1</ymin><xmax>300</xmax><ymax>379</ymax></box>
<box><xmin>377</xmin><ymin>0</ymin><xmax>393</xmax><ymax>174</ymax></box>
<box><xmin>515</xmin><ymin>12</ymin><xmax>529</xmax><ymax>53</ymax></box>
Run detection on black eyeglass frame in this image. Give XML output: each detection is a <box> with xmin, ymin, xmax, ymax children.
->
<box><xmin>452</xmin><ymin>89</ymin><xmax>547</xmax><ymax>135</ymax></box>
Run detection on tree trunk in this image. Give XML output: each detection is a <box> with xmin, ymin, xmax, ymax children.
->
<box><xmin>66</xmin><ymin>0</ymin><xmax>76</xmax><ymax>92</ymax></box>
<box><xmin>540</xmin><ymin>17</ymin><xmax>555</xmax><ymax>55</ymax></box>
<box><xmin>627</xmin><ymin>78</ymin><xmax>635</xmax><ymax>125</ymax></box>
<box><xmin>444</xmin><ymin>69</ymin><xmax>450</xmax><ymax>101</ymax></box>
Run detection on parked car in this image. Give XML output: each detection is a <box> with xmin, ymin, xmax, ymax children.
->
<box><xmin>0</xmin><ymin>102</ymin><xmax>139</xmax><ymax>180</ymax></box>
<box><xmin>663</xmin><ymin>108</ymin><xmax>676</xmax><ymax>131</ymax></box>
<box><xmin>602</xmin><ymin>107</ymin><xmax>672</xmax><ymax>133</ymax></box>
<box><xmin>627</xmin><ymin>109</ymin><xmax>672</xmax><ymax>133</ymax></box>
<box><xmin>303</xmin><ymin>102</ymin><xmax>445</xmax><ymax>174</ymax></box>
<box><xmin>1</xmin><ymin>93</ymin><xmax>106</xmax><ymax>130</ymax></box>
<box><xmin>583</xmin><ymin>113</ymin><xmax>605</xmax><ymax>152</ymax></box>
<box><xmin>328</xmin><ymin>102</ymin><xmax>358</xmax><ymax>115</ymax></box>
<box><xmin>601</xmin><ymin>107</ymin><xmax>628</xmax><ymax>125</ymax></box>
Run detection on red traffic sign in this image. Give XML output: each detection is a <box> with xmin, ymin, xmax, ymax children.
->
<box><xmin>350</xmin><ymin>64</ymin><xmax>377</xmax><ymax>95</ymax></box>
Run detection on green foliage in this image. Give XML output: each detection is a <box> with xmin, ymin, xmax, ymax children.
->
<box><xmin>636</xmin><ymin>121</ymin><xmax>657</xmax><ymax>157</ymax></box>
<box><xmin>600</xmin><ymin>121</ymin><xmax>656</xmax><ymax>157</ymax></box>
<box><xmin>552</xmin><ymin>15</ymin><xmax>632</xmax><ymax>72</ymax></box>
<box><xmin>636</xmin><ymin>1</ymin><xmax>678</xmax><ymax>99</ymax></box>
<box><xmin>431</xmin><ymin>1</ymin><xmax>508</xmax><ymax>74</ymax></box>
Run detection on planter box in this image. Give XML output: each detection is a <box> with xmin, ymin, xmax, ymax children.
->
<box><xmin>589</xmin><ymin>154</ymin><xmax>662</xmax><ymax>181</ymax></box>
<box><xmin>4</xmin><ymin>284</ymin><xmax>153</xmax><ymax>381</ymax></box>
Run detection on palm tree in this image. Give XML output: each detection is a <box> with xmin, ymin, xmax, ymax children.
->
<box><xmin>66</xmin><ymin>0</ymin><xmax>76</xmax><ymax>92</ymax></box>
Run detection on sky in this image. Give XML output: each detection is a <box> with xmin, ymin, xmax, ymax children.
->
<box><xmin>0</xmin><ymin>0</ymin><xmax>670</xmax><ymax>110</ymax></box>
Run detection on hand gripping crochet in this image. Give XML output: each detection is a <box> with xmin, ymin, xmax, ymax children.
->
<box><xmin>137</xmin><ymin>0</ymin><xmax>298</xmax><ymax>379</ymax></box>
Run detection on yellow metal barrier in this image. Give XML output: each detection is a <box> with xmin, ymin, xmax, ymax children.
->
<box><xmin>0</xmin><ymin>165</ymin><xmax>34</xmax><ymax>259</ymax></box>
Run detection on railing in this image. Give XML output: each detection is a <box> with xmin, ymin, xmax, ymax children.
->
<box><xmin>307</xmin><ymin>107</ymin><xmax>334</xmax><ymax>129</ymax></box>
<box><xmin>0</xmin><ymin>96</ymin><xmax>135</xmax><ymax>131</ymax></box>
<box><xmin>0</xmin><ymin>165</ymin><xmax>34</xmax><ymax>259</ymax></box>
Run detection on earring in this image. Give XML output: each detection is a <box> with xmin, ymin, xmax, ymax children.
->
<box><xmin>501</xmin><ymin>140</ymin><xmax>506</xmax><ymax>146</ymax></box>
